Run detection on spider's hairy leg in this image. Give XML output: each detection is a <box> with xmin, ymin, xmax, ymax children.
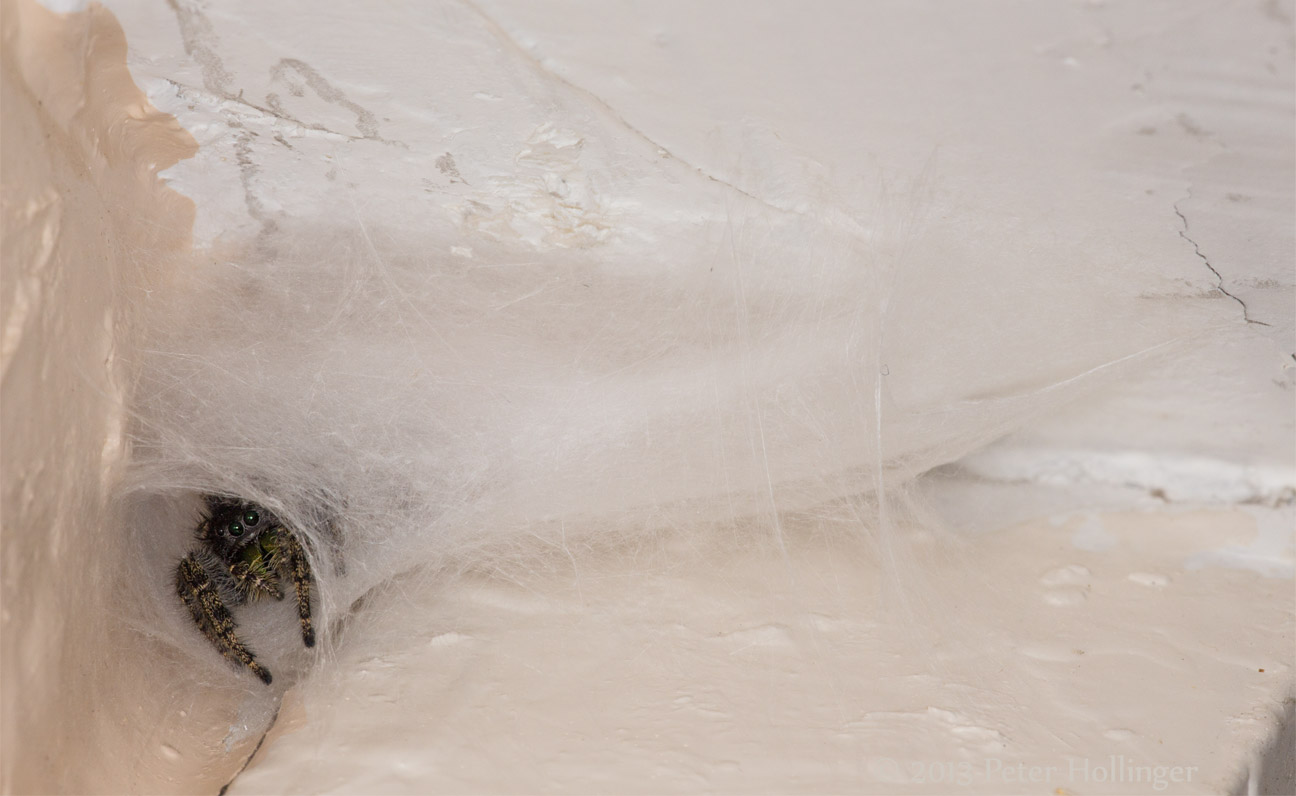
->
<box><xmin>282</xmin><ymin>532</ymin><xmax>316</xmax><ymax>647</ymax></box>
<box><xmin>175</xmin><ymin>554</ymin><xmax>274</xmax><ymax>684</ymax></box>
<box><xmin>229</xmin><ymin>559</ymin><xmax>284</xmax><ymax>601</ymax></box>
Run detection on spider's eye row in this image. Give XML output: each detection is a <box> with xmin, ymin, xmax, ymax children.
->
<box><xmin>228</xmin><ymin>521</ymin><xmax>244</xmax><ymax>537</ymax></box>
<box><xmin>243</xmin><ymin>510</ymin><xmax>260</xmax><ymax>526</ymax></box>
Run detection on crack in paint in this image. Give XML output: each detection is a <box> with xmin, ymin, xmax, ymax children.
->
<box><xmin>232</xmin><ymin>128</ymin><xmax>277</xmax><ymax>237</ymax></box>
<box><xmin>166</xmin><ymin>0</ymin><xmax>404</xmax><ymax>146</ymax></box>
<box><xmin>164</xmin><ymin>0</ymin><xmax>413</xmax><ymax>238</ymax></box>
<box><xmin>163</xmin><ymin>79</ymin><xmax>364</xmax><ymax>143</ymax></box>
<box><xmin>164</xmin><ymin>0</ymin><xmax>234</xmax><ymax>98</ymax></box>
<box><xmin>1173</xmin><ymin>190</ymin><xmax>1269</xmax><ymax>327</ymax></box>
<box><xmin>460</xmin><ymin>0</ymin><xmax>794</xmax><ymax>217</ymax></box>
<box><xmin>267</xmin><ymin>58</ymin><xmax>381</xmax><ymax>140</ymax></box>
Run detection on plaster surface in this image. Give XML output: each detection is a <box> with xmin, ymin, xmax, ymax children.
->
<box><xmin>230</xmin><ymin>502</ymin><xmax>1293</xmax><ymax>795</ymax></box>
<box><xmin>3</xmin><ymin>1</ymin><xmax>1292</xmax><ymax>794</ymax></box>
<box><xmin>113</xmin><ymin>0</ymin><xmax>1295</xmax><ymax>478</ymax></box>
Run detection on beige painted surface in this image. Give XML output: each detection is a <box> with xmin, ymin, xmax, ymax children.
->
<box><xmin>2</xmin><ymin>1</ymin><xmax>1292</xmax><ymax>794</ymax></box>
<box><xmin>0</xmin><ymin>2</ymin><xmax>253</xmax><ymax>792</ymax></box>
<box><xmin>233</xmin><ymin>505</ymin><xmax>1293</xmax><ymax>795</ymax></box>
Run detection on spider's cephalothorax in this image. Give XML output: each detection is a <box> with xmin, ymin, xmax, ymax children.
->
<box><xmin>175</xmin><ymin>495</ymin><xmax>315</xmax><ymax>685</ymax></box>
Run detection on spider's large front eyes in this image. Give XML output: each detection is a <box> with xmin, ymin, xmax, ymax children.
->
<box><xmin>243</xmin><ymin>510</ymin><xmax>260</xmax><ymax>527</ymax></box>
<box><xmin>227</xmin><ymin>520</ymin><xmax>244</xmax><ymax>538</ymax></box>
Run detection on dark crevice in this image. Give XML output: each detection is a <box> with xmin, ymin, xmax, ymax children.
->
<box><xmin>217</xmin><ymin>703</ymin><xmax>281</xmax><ymax>796</ymax></box>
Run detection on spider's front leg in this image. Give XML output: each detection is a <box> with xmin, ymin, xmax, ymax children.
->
<box><xmin>228</xmin><ymin>559</ymin><xmax>284</xmax><ymax>601</ymax></box>
<box><xmin>281</xmin><ymin>531</ymin><xmax>316</xmax><ymax>648</ymax></box>
<box><xmin>175</xmin><ymin>554</ymin><xmax>274</xmax><ymax>684</ymax></box>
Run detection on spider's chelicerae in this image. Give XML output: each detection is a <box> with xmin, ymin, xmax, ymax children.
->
<box><xmin>175</xmin><ymin>495</ymin><xmax>315</xmax><ymax>685</ymax></box>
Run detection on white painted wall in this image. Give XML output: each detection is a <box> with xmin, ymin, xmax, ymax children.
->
<box><xmin>113</xmin><ymin>0</ymin><xmax>1294</xmax><ymax>484</ymax></box>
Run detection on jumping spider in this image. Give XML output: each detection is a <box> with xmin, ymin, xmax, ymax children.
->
<box><xmin>175</xmin><ymin>495</ymin><xmax>315</xmax><ymax>684</ymax></box>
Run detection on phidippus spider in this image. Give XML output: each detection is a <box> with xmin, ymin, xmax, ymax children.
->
<box><xmin>175</xmin><ymin>495</ymin><xmax>315</xmax><ymax>685</ymax></box>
